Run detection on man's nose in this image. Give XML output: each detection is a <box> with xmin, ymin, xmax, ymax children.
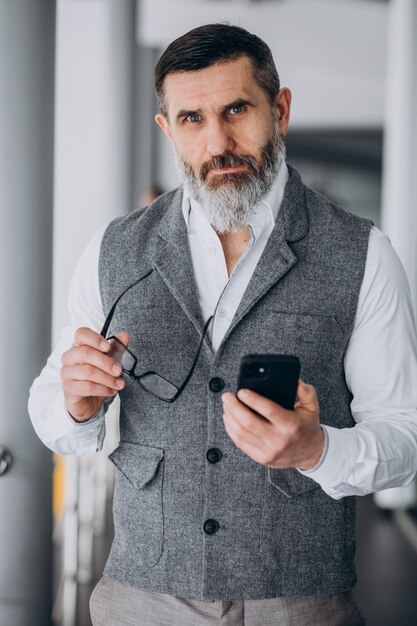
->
<box><xmin>205</xmin><ymin>118</ymin><xmax>235</xmax><ymax>156</ymax></box>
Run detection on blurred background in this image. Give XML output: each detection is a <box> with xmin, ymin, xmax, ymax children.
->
<box><xmin>1</xmin><ymin>0</ymin><xmax>417</xmax><ymax>624</ymax></box>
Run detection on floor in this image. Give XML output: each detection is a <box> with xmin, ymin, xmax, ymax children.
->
<box><xmin>355</xmin><ymin>497</ymin><xmax>417</xmax><ymax>626</ymax></box>
<box><xmin>78</xmin><ymin>495</ymin><xmax>417</xmax><ymax>625</ymax></box>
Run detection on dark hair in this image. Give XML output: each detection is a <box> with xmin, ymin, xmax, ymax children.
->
<box><xmin>155</xmin><ymin>23</ymin><xmax>280</xmax><ymax>116</ymax></box>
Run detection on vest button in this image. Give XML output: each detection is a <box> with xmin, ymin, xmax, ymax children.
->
<box><xmin>206</xmin><ymin>448</ymin><xmax>222</xmax><ymax>464</ymax></box>
<box><xmin>209</xmin><ymin>377</ymin><xmax>225</xmax><ymax>392</ymax></box>
<box><xmin>203</xmin><ymin>519</ymin><xmax>219</xmax><ymax>535</ymax></box>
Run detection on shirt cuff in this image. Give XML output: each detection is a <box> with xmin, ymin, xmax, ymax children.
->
<box><xmin>46</xmin><ymin>391</ymin><xmax>105</xmax><ymax>435</ymax></box>
<box><xmin>66</xmin><ymin>405</ymin><xmax>106</xmax><ymax>427</ymax></box>
<box><xmin>297</xmin><ymin>425</ymin><xmax>329</xmax><ymax>474</ymax></box>
<box><xmin>296</xmin><ymin>424</ymin><xmax>356</xmax><ymax>493</ymax></box>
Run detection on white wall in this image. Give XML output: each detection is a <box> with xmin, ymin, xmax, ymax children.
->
<box><xmin>138</xmin><ymin>0</ymin><xmax>387</xmax><ymax>128</ymax></box>
<box><xmin>381</xmin><ymin>0</ymin><xmax>417</xmax><ymax>313</ymax></box>
<box><xmin>138</xmin><ymin>0</ymin><xmax>388</xmax><ymax>194</ymax></box>
<box><xmin>53</xmin><ymin>0</ymin><xmax>135</xmax><ymax>340</ymax></box>
<box><xmin>0</xmin><ymin>1</ymin><xmax>55</xmax><ymax>623</ymax></box>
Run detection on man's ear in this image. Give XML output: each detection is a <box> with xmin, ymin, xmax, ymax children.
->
<box><xmin>155</xmin><ymin>113</ymin><xmax>173</xmax><ymax>144</ymax></box>
<box><xmin>274</xmin><ymin>87</ymin><xmax>292</xmax><ymax>138</ymax></box>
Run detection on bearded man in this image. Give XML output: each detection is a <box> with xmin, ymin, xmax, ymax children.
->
<box><xmin>29</xmin><ymin>24</ymin><xmax>417</xmax><ymax>626</ymax></box>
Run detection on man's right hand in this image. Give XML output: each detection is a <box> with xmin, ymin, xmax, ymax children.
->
<box><xmin>61</xmin><ymin>327</ymin><xmax>129</xmax><ymax>422</ymax></box>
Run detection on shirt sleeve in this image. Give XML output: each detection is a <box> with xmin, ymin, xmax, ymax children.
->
<box><xmin>298</xmin><ymin>226</ymin><xmax>417</xmax><ymax>499</ymax></box>
<box><xmin>28</xmin><ymin>225</ymin><xmax>111</xmax><ymax>455</ymax></box>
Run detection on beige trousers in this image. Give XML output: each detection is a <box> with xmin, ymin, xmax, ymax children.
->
<box><xmin>90</xmin><ymin>576</ymin><xmax>366</xmax><ymax>626</ymax></box>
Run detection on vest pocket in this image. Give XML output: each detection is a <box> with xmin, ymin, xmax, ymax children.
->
<box><xmin>109</xmin><ymin>441</ymin><xmax>164</xmax><ymax>567</ymax></box>
<box><xmin>260</xmin><ymin>468</ymin><xmax>345</xmax><ymax>573</ymax></box>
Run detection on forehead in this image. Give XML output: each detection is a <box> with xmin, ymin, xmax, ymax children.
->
<box><xmin>163</xmin><ymin>56</ymin><xmax>266</xmax><ymax>117</ymax></box>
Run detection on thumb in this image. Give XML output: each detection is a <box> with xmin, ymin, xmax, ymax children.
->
<box><xmin>294</xmin><ymin>379</ymin><xmax>318</xmax><ymax>412</ymax></box>
<box><xmin>115</xmin><ymin>331</ymin><xmax>129</xmax><ymax>347</ymax></box>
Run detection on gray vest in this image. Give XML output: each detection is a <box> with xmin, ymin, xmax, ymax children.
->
<box><xmin>99</xmin><ymin>165</ymin><xmax>372</xmax><ymax>600</ymax></box>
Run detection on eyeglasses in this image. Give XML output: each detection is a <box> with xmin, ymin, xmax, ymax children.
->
<box><xmin>100</xmin><ymin>269</ymin><xmax>212</xmax><ymax>402</ymax></box>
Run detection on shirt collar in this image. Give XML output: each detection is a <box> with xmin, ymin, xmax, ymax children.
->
<box><xmin>181</xmin><ymin>161</ymin><xmax>289</xmax><ymax>238</ymax></box>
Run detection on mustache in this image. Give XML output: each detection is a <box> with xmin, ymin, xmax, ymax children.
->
<box><xmin>199</xmin><ymin>151</ymin><xmax>259</xmax><ymax>181</ymax></box>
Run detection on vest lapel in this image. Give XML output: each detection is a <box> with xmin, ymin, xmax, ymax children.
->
<box><xmin>150</xmin><ymin>166</ymin><xmax>308</xmax><ymax>342</ymax></box>
<box><xmin>227</xmin><ymin>165</ymin><xmax>309</xmax><ymax>336</ymax></box>
<box><xmin>152</xmin><ymin>190</ymin><xmax>206</xmax><ymax>334</ymax></box>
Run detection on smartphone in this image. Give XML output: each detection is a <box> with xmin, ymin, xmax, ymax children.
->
<box><xmin>237</xmin><ymin>354</ymin><xmax>301</xmax><ymax>410</ymax></box>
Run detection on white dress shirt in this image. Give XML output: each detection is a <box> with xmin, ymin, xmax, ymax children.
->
<box><xmin>28</xmin><ymin>164</ymin><xmax>417</xmax><ymax>500</ymax></box>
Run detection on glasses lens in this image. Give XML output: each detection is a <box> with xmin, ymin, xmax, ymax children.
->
<box><xmin>108</xmin><ymin>338</ymin><xmax>136</xmax><ymax>373</ymax></box>
<box><xmin>139</xmin><ymin>373</ymin><xmax>178</xmax><ymax>401</ymax></box>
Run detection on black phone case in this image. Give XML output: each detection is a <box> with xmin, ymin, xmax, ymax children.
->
<box><xmin>237</xmin><ymin>354</ymin><xmax>300</xmax><ymax>410</ymax></box>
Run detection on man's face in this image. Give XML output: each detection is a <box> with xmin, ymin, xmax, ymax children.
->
<box><xmin>155</xmin><ymin>56</ymin><xmax>291</xmax><ymax>232</ymax></box>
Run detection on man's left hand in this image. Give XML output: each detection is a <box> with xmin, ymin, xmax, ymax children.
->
<box><xmin>221</xmin><ymin>380</ymin><xmax>324</xmax><ymax>471</ymax></box>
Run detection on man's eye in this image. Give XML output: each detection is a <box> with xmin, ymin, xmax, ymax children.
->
<box><xmin>185</xmin><ymin>113</ymin><xmax>201</xmax><ymax>123</ymax></box>
<box><xmin>229</xmin><ymin>104</ymin><xmax>245</xmax><ymax>116</ymax></box>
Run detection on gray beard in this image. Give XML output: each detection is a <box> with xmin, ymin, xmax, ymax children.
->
<box><xmin>175</xmin><ymin>119</ymin><xmax>286</xmax><ymax>233</ymax></box>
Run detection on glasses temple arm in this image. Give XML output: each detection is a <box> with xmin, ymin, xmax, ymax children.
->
<box><xmin>174</xmin><ymin>315</ymin><xmax>213</xmax><ymax>398</ymax></box>
<box><xmin>100</xmin><ymin>269</ymin><xmax>154</xmax><ymax>338</ymax></box>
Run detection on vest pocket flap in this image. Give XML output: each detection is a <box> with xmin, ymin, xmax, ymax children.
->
<box><xmin>109</xmin><ymin>441</ymin><xmax>164</xmax><ymax>490</ymax></box>
<box><xmin>267</xmin><ymin>467</ymin><xmax>319</xmax><ymax>498</ymax></box>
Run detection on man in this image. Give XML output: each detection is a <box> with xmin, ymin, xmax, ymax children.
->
<box><xmin>29</xmin><ymin>24</ymin><xmax>417</xmax><ymax>626</ymax></box>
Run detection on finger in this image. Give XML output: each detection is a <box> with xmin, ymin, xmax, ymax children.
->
<box><xmin>73</xmin><ymin>327</ymin><xmax>111</xmax><ymax>352</ymax></box>
<box><xmin>223</xmin><ymin>411</ymin><xmax>261</xmax><ymax>448</ymax></box>
<box><xmin>295</xmin><ymin>379</ymin><xmax>319</xmax><ymax>412</ymax></box>
<box><xmin>63</xmin><ymin>379</ymin><xmax>120</xmax><ymax>399</ymax></box>
<box><xmin>61</xmin><ymin>363</ymin><xmax>125</xmax><ymax>392</ymax></box>
<box><xmin>115</xmin><ymin>331</ymin><xmax>129</xmax><ymax>347</ymax></box>
<box><xmin>222</xmin><ymin>409</ymin><xmax>270</xmax><ymax>463</ymax></box>
<box><xmin>235</xmin><ymin>388</ymin><xmax>289</xmax><ymax>423</ymax></box>
<box><xmin>222</xmin><ymin>393</ymin><xmax>270</xmax><ymax>436</ymax></box>
<box><xmin>62</xmin><ymin>345</ymin><xmax>123</xmax><ymax>376</ymax></box>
